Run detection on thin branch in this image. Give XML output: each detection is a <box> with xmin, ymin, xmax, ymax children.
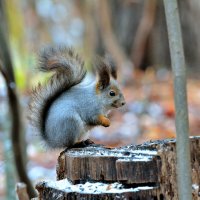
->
<box><xmin>0</xmin><ymin>61</ymin><xmax>37</xmax><ymax>198</ymax></box>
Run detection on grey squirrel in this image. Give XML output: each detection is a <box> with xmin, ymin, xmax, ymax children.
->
<box><xmin>29</xmin><ymin>46</ymin><xmax>126</xmax><ymax>148</ymax></box>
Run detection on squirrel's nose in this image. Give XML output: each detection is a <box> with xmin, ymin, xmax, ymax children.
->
<box><xmin>121</xmin><ymin>102</ymin><xmax>126</xmax><ymax>106</ymax></box>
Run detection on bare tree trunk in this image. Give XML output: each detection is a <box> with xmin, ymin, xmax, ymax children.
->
<box><xmin>96</xmin><ymin>0</ymin><xmax>133</xmax><ymax>80</ymax></box>
<box><xmin>164</xmin><ymin>0</ymin><xmax>192</xmax><ymax>199</ymax></box>
<box><xmin>131</xmin><ymin>0</ymin><xmax>157</xmax><ymax>68</ymax></box>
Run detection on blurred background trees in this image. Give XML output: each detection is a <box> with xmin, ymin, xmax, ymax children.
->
<box><xmin>11</xmin><ymin>0</ymin><xmax>200</xmax><ymax>77</ymax></box>
<box><xmin>1</xmin><ymin>0</ymin><xmax>200</xmax><ymax>199</ymax></box>
<box><xmin>3</xmin><ymin>0</ymin><xmax>200</xmax><ymax>85</ymax></box>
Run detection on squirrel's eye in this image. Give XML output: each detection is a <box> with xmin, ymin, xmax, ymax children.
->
<box><xmin>109</xmin><ymin>91</ymin><xmax>116</xmax><ymax>96</ymax></box>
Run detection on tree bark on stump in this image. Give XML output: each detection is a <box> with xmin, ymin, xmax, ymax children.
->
<box><xmin>35</xmin><ymin>137</ymin><xmax>200</xmax><ymax>200</ymax></box>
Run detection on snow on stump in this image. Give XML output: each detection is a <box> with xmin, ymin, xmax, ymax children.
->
<box><xmin>36</xmin><ymin>180</ymin><xmax>159</xmax><ymax>200</ymax></box>
<box><xmin>35</xmin><ymin>137</ymin><xmax>200</xmax><ymax>200</ymax></box>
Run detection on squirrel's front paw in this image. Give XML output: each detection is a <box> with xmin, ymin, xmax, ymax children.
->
<box><xmin>98</xmin><ymin>115</ymin><xmax>110</xmax><ymax>127</ymax></box>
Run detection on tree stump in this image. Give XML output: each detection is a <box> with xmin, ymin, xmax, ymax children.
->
<box><xmin>35</xmin><ymin>137</ymin><xmax>200</xmax><ymax>200</ymax></box>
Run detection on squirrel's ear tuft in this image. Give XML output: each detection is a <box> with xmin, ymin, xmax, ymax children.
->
<box><xmin>105</xmin><ymin>54</ymin><xmax>117</xmax><ymax>80</ymax></box>
<box><xmin>94</xmin><ymin>57</ymin><xmax>110</xmax><ymax>91</ymax></box>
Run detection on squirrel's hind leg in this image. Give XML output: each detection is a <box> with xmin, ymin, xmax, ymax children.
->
<box><xmin>65</xmin><ymin>116</ymin><xmax>85</xmax><ymax>147</ymax></box>
<box><xmin>47</xmin><ymin>115</ymin><xmax>84</xmax><ymax>149</ymax></box>
<box><xmin>70</xmin><ymin>139</ymin><xmax>94</xmax><ymax>149</ymax></box>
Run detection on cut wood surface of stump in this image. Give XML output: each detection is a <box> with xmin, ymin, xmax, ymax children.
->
<box><xmin>35</xmin><ymin>137</ymin><xmax>200</xmax><ymax>200</ymax></box>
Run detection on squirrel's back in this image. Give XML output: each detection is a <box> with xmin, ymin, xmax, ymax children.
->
<box><xmin>29</xmin><ymin>46</ymin><xmax>86</xmax><ymax>139</ymax></box>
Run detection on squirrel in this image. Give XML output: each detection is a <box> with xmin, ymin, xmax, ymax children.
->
<box><xmin>29</xmin><ymin>46</ymin><xmax>126</xmax><ymax>149</ymax></box>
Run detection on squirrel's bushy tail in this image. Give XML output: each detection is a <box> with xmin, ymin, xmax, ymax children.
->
<box><xmin>29</xmin><ymin>46</ymin><xmax>86</xmax><ymax>135</ymax></box>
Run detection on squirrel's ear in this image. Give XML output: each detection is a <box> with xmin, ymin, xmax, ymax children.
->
<box><xmin>95</xmin><ymin>57</ymin><xmax>110</xmax><ymax>91</ymax></box>
<box><xmin>105</xmin><ymin>54</ymin><xmax>117</xmax><ymax>80</ymax></box>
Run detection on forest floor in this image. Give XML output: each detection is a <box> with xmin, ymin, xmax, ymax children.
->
<box><xmin>1</xmin><ymin>68</ymin><xmax>200</xmax><ymax>198</ymax></box>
